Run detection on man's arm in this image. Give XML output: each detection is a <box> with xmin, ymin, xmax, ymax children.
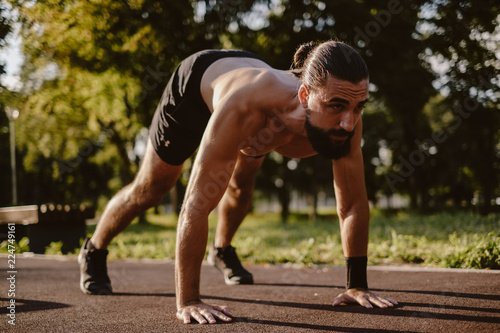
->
<box><xmin>331</xmin><ymin>119</ymin><xmax>397</xmax><ymax>308</ymax></box>
<box><xmin>175</xmin><ymin>94</ymin><xmax>266</xmax><ymax>324</ymax></box>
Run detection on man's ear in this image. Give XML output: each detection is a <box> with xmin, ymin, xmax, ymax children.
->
<box><xmin>298</xmin><ymin>84</ymin><xmax>309</xmax><ymax>108</ymax></box>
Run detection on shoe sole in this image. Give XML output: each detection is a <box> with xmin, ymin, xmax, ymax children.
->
<box><xmin>224</xmin><ymin>276</ymin><xmax>254</xmax><ymax>286</ymax></box>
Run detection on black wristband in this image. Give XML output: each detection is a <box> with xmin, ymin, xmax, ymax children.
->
<box><xmin>345</xmin><ymin>256</ymin><xmax>368</xmax><ymax>290</ymax></box>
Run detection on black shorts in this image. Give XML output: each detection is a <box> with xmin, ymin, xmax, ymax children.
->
<box><xmin>149</xmin><ymin>49</ymin><xmax>264</xmax><ymax>165</ymax></box>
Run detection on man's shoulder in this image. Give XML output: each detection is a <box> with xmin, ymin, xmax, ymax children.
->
<box><xmin>237</xmin><ymin>70</ymin><xmax>297</xmax><ymax>114</ymax></box>
<box><xmin>216</xmin><ymin>68</ymin><xmax>288</xmax><ymax>100</ymax></box>
<box><xmin>239</xmin><ymin>69</ymin><xmax>295</xmax><ymax>97</ymax></box>
<box><xmin>208</xmin><ymin>66</ymin><xmax>296</xmax><ymax>118</ymax></box>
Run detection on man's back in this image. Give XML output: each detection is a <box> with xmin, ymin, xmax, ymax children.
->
<box><xmin>200</xmin><ymin>56</ymin><xmax>316</xmax><ymax>158</ymax></box>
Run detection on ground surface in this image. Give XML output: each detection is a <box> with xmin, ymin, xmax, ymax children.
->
<box><xmin>1</xmin><ymin>254</ymin><xmax>499</xmax><ymax>332</ymax></box>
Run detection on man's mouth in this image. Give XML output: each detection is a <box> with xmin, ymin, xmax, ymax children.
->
<box><xmin>330</xmin><ymin>133</ymin><xmax>348</xmax><ymax>140</ymax></box>
<box><xmin>327</xmin><ymin>129</ymin><xmax>352</xmax><ymax>143</ymax></box>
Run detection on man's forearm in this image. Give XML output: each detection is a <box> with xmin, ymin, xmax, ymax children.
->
<box><xmin>175</xmin><ymin>213</ymin><xmax>209</xmax><ymax>308</ymax></box>
<box><xmin>339</xmin><ymin>211</ymin><xmax>369</xmax><ymax>257</ymax></box>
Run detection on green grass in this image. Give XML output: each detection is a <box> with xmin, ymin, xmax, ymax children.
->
<box><xmin>1</xmin><ymin>210</ymin><xmax>498</xmax><ymax>269</ymax></box>
<box><xmin>368</xmin><ymin>211</ymin><xmax>500</xmax><ymax>269</ymax></box>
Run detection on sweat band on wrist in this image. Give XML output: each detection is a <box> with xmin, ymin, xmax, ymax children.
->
<box><xmin>345</xmin><ymin>256</ymin><xmax>368</xmax><ymax>290</ymax></box>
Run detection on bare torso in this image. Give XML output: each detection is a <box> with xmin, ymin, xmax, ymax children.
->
<box><xmin>200</xmin><ymin>57</ymin><xmax>317</xmax><ymax>159</ymax></box>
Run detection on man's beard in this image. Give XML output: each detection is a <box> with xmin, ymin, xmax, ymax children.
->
<box><xmin>305</xmin><ymin>112</ymin><xmax>354</xmax><ymax>160</ymax></box>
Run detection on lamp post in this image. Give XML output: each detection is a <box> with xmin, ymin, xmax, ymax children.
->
<box><xmin>5</xmin><ymin>107</ymin><xmax>19</xmax><ymax>206</ymax></box>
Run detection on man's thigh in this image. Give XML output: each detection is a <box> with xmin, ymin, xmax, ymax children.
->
<box><xmin>134</xmin><ymin>138</ymin><xmax>184</xmax><ymax>195</ymax></box>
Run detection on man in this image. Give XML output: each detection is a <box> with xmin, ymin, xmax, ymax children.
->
<box><xmin>79</xmin><ymin>40</ymin><xmax>397</xmax><ymax>325</ymax></box>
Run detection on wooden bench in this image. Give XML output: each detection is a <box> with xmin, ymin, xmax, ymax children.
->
<box><xmin>0</xmin><ymin>205</ymin><xmax>39</xmax><ymax>225</ymax></box>
<box><xmin>0</xmin><ymin>204</ymin><xmax>94</xmax><ymax>253</ymax></box>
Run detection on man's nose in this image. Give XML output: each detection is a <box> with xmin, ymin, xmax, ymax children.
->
<box><xmin>339</xmin><ymin>111</ymin><xmax>355</xmax><ymax>132</ymax></box>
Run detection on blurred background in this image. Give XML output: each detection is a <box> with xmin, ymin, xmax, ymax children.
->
<box><xmin>0</xmin><ymin>0</ymin><xmax>499</xmax><ymax>220</ymax></box>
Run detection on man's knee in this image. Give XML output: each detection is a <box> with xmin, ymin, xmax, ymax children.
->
<box><xmin>228</xmin><ymin>182</ymin><xmax>254</xmax><ymax>202</ymax></box>
<box><xmin>130</xmin><ymin>181</ymin><xmax>167</xmax><ymax>210</ymax></box>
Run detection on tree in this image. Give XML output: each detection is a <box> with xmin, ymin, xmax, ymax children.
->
<box><xmin>227</xmin><ymin>0</ymin><xmax>436</xmax><ymax>210</ymax></box>
<box><xmin>6</xmin><ymin>0</ymin><xmax>277</xmax><ymax>206</ymax></box>
<box><xmin>0</xmin><ymin>1</ymin><xmax>12</xmax><ymax>79</ymax></box>
<box><xmin>420</xmin><ymin>0</ymin><xmax>500</xmax><ymax>213</ymax></box>
<box><xmin>1</xmin><ymin>2</ymin><xmax>16</xmax><ymax>206</ymax></box>
<box><xmin>6</xmin><ymin>0</ymin><xmax>498</xmax><ymax>214</ymax></box>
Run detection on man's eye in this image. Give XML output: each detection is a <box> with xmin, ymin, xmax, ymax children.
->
<box><xmin>329</xmin><ymin>104</ymin><xmax>343</xmax><ymax>110</ymax></box>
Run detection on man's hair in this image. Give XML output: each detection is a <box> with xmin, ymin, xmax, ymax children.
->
<box><xmin>291</xmin><ymin>40</ymin><xmax>369</xmax><ymax>90</ymax></box>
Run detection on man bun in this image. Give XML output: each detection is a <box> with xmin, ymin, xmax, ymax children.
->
<box><xmin>292</xmin><ymin>40</ymin><xmax>369</xmax><ymax>88</ymax></box>
<box><xmin>292</xmin><ymin>41</ymin><xmax>318</xmax><ymax>70</ymax></box>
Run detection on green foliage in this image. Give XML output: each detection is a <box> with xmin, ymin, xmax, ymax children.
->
<box><xmin>0</xmin><ymin>1</ymin><xmax>13</xmax><ymax>79</ymax></box>
<box><xmin>44</xmin><ymin>239</ymin><xmax>83</xmax><ymax>255</ymax></box>
<box><xmin>11</xmin><ymin>66</ymin><xmax>142</xmax><ymax>205</ymax></box>
<box><xmin>226</xmin><ymin>0</ymin><xmax>500</xmax><ymax>213</ymax></box>
<box><xmin>44</xmin><ymin>240</ymin><xmax>64</xmax><ymax>255</ymax></box>
<box><xmin>19</xmin><ymin>67</ymin><xmax>140</xmax><ymax>165</ymax></box>
<box><xmin>228</xmin><ymin>213</ymin><xmax>344</xmax><ymax>266</ymax></box>
<box><xmin>368</xmin><ymin>210</ymin><xmax>500</xmax><ymax>268</ymax></box>
<box><xmin>0</xmin><ymin>236</ymin><xmax>30</xmax><ymax>253</ymax></box>
<box><xmin>3</xmin><ymin>0</ymin><xmax>266</xmax><ymax>205</ymax></box>
<box><xmin>93</xmin><ymin>213</ymin><xmax>178</xmax><ymax>260</ymax></box>
<box><xmin>2</xmin><ymin>0</ymin><xmax>499</xmax><ymax>213</ymax></box>
<box><xmin>444</xmin><ymin>232</ymin><xmax>500</xmax><ymax>269</ymax></box>
<box><xmin>418</xmin><ymin>1</ymin><xmax>500</xmax><ymax>213</ymax></box>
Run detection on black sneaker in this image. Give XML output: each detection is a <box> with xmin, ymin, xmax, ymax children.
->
<box><xmin>78</xmin><ymin>238</ymin><xmax>112</xmax><ymax>295</ymax></box>
<box><xmin>207</xmin><ymin>244</ymin><xmax>253</xmax><ymax>285</ymax></box>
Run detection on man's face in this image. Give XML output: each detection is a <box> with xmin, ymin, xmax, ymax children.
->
<box><xmin>299</xmin><ymin>76</ymin><xmax>369</xmax><ymax>160</ymax></box>
<box><xmin>304</xmin><ymin>113</ymin><xmax>355</xmax><ymax>160</ymax></box>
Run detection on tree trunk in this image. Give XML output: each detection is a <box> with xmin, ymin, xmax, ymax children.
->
<box><xmin>308</xmin><ymin>186</ymin><xmax>318</xmax><ymax>221</ymax></box>
<box><xmin>278</xmin><ymin>185</ymin><xmax>290</xmax><ymax>223</ymax></box>
<box><xmin>278</xmin><ymin>157</ymin><xmax>291</xmax><ymax>223</ymax></box>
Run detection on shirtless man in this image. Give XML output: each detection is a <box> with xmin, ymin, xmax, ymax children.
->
<box><xmin>79</xmin><ymin>40</ymin><xmax>397</xmax><ymax>325</ymax></box>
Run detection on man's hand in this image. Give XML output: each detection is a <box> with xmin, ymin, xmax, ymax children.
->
<box><xmin>333</xmin><ymin>288</ymin><xmax>398</xmax><ymax>309</ymax></box>
<box><xmin>177</xmin><ymin>301</ymin><xmax>233</xmax><ymax>324</ymax></box>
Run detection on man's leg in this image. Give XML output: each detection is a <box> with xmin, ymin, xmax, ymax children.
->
<box><xmin>91</xmin><ymin>139</ymin><xmax>183</xmax><ymax>249</ymax></box>
<box><xmin>208</xmin><ymin>153</ymin><xmax>264</xmax><ymax>285</ymax></box>
<box><xmin>215</xmin><ymin>153</ymin><xmax>264</xmax><ymax>247</ymax></box>
<box><xmin>79</xmin><ymin>139</ymin><xmax>183</xmax><ymax>294</ymax></box>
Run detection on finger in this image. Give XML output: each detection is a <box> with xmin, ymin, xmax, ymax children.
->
<box><xmin>385</xmin><ymin>297</ymin><xmax>399</xmax><ymax>305</ymax></box>
<box><xmin>378</xmin><ymin>297</ymin><xmax>396</xmax><ymax>307</ymax></box>
<box><xmin>332</xmin><ymin>293</ymin><xmax>353</xmax><ymax>306</ymax></box>
<box><xmin>200</xmin><ymin>310</ymin><xmax>216</xmax><ymax>324</ymax></box>
<box><xmin>332</xmin><ymin>294</ymin><xmax>345</xmax><ymax>306</ymax></box>
<box><xmin>367</xmin><ymin>295</ymin><xmax>389</xmax><ymax>308</ymax></box>
<box><xmin>378</xmin><ymin>298</ymin><xmax>393</xmax><ymax>308</ymax></box>
<box><xmin>213</xmin><ymin>305</ymin><xmax>233</xmax><ymax>317</ymax></box>
<box><xmin>356</xmin><ymin>294</ymin><xmax>373</xmax><ymax>309</ymax></box>
<box><xmin>210</xmin><ymin>309</ymin><xmax>232</xmax><ymax>322</ymax></box>
<box><xmin>177</xmin><ymin>311</ymin><xmax>191</xmax><ymax>324</ymax></box>
<box><xmin>192</xmin><ymin>311</ymin><xmax>208</xmax><ymax>325</ymax></box>
<box><xmin>333</xmin><ymin>295</ymin><xmax>346</xmax><ymax>306</ymax></box>
<box><xmin>210</xmin><ymin>306</ymin><xmax>232</xmax><ymax>322</ymax></box>
<box><xmin>368</xmin><ymin>293</ymin><xmax>398</xmax><ymax>308</ymax></box>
